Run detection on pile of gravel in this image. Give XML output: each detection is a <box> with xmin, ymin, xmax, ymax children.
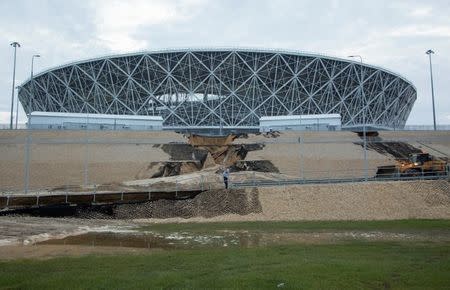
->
<box><xmin>76</xmin><ymin>188</ymin><xmax>261</xmax><ymax>219</ymax></box>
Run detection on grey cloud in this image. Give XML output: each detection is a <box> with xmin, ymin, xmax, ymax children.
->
<box><xmin>0</xmin><ymin>0</ymin><xmax>448</xmax><ymax>124</ymax></box>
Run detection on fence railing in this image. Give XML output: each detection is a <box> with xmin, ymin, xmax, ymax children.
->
<box><xmin>0</xmin><ymin>129</ymin><xmax>448</xmax><ymax>199</ymax></box>
<box><xmin>231</xmin><ymin>169</ymin><xmax>449</xmax><ymax>188</ymax></box>
<box><xmin>400</xmin><ymin>125</ymin><xmax>450</xmax><ymax>131</ymax></box>
<box><xmin>1</xmin><ymin>168</ymin><xmax>448</xmax><ymax>197</ymax></box>
<box><xmin>1</xmin><ymin>124</ymin><xmax>450</xmax><ymax>131</ymax></box>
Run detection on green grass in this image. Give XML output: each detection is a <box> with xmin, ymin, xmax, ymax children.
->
<box><xmin>0</xmin><ymin>242</ymin><xmax>449</xmax><ymax>289</ymax></box>
<box><xmin>139</xmin><ymin>219</ymin><xmax>450</xmax><ymax>233</ymax></box>
<box><xmin>1</xmin><ymin>219</ymin><xmax>449</xmax><ymax>289</ymax></box>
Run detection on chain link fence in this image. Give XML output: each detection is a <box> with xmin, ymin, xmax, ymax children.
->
<box><xmin>0</xmin><ymin>129</ymin><xmax>449</xmax><ymax>200</ymax></box>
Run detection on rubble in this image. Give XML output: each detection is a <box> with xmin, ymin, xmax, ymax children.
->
<box><xmin>356</xmin><ymin>134</ymin><xmax>422</xmax><ymax>160</ymax></box>
<box><xmin>139</xmin><ymin>140</ymin><xmax>273</xmax><ymax>178</ymax></box>
<box><xmin>75</xmin><ymin>188</ymin><xmax>262</xmax><ymax>219</ymax></box>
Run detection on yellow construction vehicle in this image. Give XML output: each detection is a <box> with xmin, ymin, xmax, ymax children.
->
<box><xmin>376</xmin><ymin>152</ymin><xmax>448</xmax><ymax>178</ymax></box>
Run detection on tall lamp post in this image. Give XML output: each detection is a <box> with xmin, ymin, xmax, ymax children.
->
<box><xmin>9</xmin><ymin>42</ymin><xmax>21</xmax><ymax>130</ymax></box>
<box><xmin>348</xmin><ymin>55</ymin><xmax>368</xmax><ymax>181</ymax></box>
<box><xmin>426</xmin><ymin>50</ymin><xmax>436</xmax><ymax>131</ymax></box>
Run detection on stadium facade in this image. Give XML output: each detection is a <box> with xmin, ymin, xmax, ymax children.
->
<box><xmin>18</xmin><ymin>48</ymin><xmax>417</xmax><ymax>132</ymax></box>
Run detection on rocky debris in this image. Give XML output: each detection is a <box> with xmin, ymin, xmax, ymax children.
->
<box><xmin>139</xmin><ymin>141</ymin><xmax>268</xmax><ymax>178</ymax></box>
<box><xmin>202</xmin><ymin>153</ymin><xmax>216</xmax><ymax>169</ymax></box>
<box><xmin>142</xmin><ymin>161</ymin><xmax>202</xmax><ymax>179</ymax></box>
<box><xmin>75</xmin><ymin>188</ymin><xmax>262</xmax><ymax>219</ymax></box>
<box><xmin>218</xmin><ymin>144</ymin><xmax>265</xmax><ymax>167</ymax></box>
<box><xmin>255</xmin><ymin>180</ymin><xmax>450</xmax><ymax>221</ymax></box>
<box><xmin>355</xmin><ymin>134</ymin><xmax>422</xmax><ymax>160</ymax></box>
<box><xmin>356</xmin><ymin>131</ymin><xmax>379</xmax><ymax>137</ymax></box>
<box><xmin>235</xmin><ymin>133</ymin><xmax>249</xmax><ymax>139</ymax></box>
<box><xmin>262</xmin><ymin>131</ymin><xmax>281</xmax><ymax>138</ymax></box>
<box><xmin>231</xmin><ymin>160</ymin><xmax>280</xmax><ymax>173</ymax></box>
<box><xmin>161</xmin><ymin>143</ymin><xmax>208</xmax><ymax>162</ymax></box>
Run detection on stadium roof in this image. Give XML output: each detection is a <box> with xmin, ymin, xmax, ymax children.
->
<box><xmin>21</xmin><ymin>47</ymin><xmax>415</xmax><ymax>89</ymax></box>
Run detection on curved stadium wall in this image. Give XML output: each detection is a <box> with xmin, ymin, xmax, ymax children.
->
<box><xmin>18</xmin><ymin>48</ymin><xmax>417</xmax><ymax>131</ymax></box>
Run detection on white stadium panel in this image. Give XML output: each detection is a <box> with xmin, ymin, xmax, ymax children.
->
<box><xmin>28</xmin><ymin>111</ymin><xmax>163</xmax><ymax>130</ymax></box>
<box><xmin>259</xmin><ymin>114</ymin><xmax>341</xmax><ymax>132</ymax></box>
<box><xmin>17</xmin><ymin>48</ymin><xmax>417</xmax><ymax>131</ymax></box>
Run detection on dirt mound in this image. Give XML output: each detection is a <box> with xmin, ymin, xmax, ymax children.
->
<box><xmin>76</xmin><ymin>188</ymin><xmax>262</xmax><ymax>219</ymax></box>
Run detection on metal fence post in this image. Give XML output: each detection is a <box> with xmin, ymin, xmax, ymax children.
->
<box><xmin>24</xmin><ymin>129</ymin><xmax>32</xmax><ymax>194</ymax></box>
<box><xmin>83</xmin><ymin>126</ymin><xmax>89</xmax><ymax>188</ymax></box>
<box><xmin>299</xmin><ymin>135</ymin><xmax>305</xmax><ymax>182</ymax></box>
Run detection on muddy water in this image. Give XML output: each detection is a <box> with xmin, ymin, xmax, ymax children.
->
<box><xmin>37</xmin><ymin>230</ymin><xmax>450</xmax><ymax>250</ymax></box>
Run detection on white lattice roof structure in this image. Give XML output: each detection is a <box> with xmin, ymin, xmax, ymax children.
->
<box><xmin>18</xmin><ymin>48</ymin><xmax>416</xmax><ymax>131</ymax></box>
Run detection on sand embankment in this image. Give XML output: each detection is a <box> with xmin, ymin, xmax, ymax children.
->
<box><xmin>131</xmin><ymin>180</ymin><xmax>450</xmax><ymax>223</ymax></box>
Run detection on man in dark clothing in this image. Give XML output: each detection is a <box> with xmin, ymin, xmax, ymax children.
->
<box><xmin>222</xmin><ymin>168</ymin><xmax>230</xmax><ymax>189</ymax></box>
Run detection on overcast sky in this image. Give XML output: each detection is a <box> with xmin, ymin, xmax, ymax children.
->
<box><xmin>0</xmin><ymin>0</ymin><xmax>449</xmax><ymax>125</ymax></box>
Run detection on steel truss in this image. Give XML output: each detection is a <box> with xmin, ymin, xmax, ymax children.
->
<box><xmin>18</xmin><ymin>49</ymin><xmax>416</xmax><ymax>129</ymax></box>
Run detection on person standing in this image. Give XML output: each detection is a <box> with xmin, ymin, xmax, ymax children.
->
<box><xmin>222</xmin><ymin>168</ymin><xmax>230</xmax><ymax>189</ymax></box>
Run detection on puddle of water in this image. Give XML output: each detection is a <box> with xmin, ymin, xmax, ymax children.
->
<box><xmin>38</xmin><ymin>231</ymin><xmax>250</xmax><ymax>249</ymax></box>
<box><xmin>37</xmin><ymin>230</ymin><xmax>450</xmax><ymax>250</ymax></box>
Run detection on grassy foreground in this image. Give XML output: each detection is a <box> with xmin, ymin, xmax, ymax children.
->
<box><xmin>0</xmin><ymin>220</ymin><xmax>449</xmax><ymax>289</ymax></box>
<box><xmin>139</xmin><ymin>219</ymin><xmax>450</xmax><ymax>233</ymax></box>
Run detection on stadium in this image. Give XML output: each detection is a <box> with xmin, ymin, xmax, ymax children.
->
<box><xmin>17</xmin><ymin>48</ymin><xmax>417</xmax><ymax>132</ymax></box>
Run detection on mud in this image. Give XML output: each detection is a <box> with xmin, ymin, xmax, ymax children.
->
<box><xmin>2</xmin><ymin>228</ymin><xmax>449</xmax><ymax>260</ymax></box>
<box><xmin>38</xmin><ymin>230</ymin><xmax>450</xmax><ymax>250</ymax></box>
<box><xmin>0</xmin><ymin>216</ymin><xmax>126</xmax><ymax>247</ymax></box>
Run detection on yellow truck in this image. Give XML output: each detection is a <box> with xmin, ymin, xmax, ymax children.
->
<box><xmin>376</xmin><ymin>152</ymin><xmax>448</xmax><ymax>177</ymax></box>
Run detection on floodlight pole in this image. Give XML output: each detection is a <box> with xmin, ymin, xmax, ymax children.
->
<box><xmin>426</xmin><ymin>50</ymin><xmax>436</xmax><ymax>131</ymax></box>
<box><xmin>9</xmin><ymin>42</ymin><xmax>20</xmax><ymax>130</ymax></box>
<box><xmin>349</xmin><ymin>55</ymin><xmax>368</xmax><ymax>181</ymax></box>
